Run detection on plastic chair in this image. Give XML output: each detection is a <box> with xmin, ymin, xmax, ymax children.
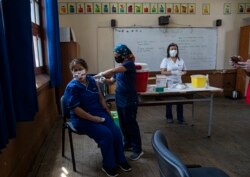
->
<box><xmin>61</xmin><ymin>95</ymin><xmax>85</xmax><ymax>172</ymax></box>
<box><xmin>151</xmin><ymin>130</ymin><xmax>230</xmax><ymax>177</ymax></box>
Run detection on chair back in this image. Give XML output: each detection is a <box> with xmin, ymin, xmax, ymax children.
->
<box><xmin>60</xmin><ymin>95</ymin><xmax>70</xmax><ymax>123</ymax></box>
<box><xmin>151</xmin><ymin>130</ymin><xmax>191</xmax><ymax>177</ymax></box>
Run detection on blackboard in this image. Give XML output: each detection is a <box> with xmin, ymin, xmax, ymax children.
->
<box><xmin>114</xmin><ymin>27</ymin><xmax>218</xmax><ymax>71</ymax></box>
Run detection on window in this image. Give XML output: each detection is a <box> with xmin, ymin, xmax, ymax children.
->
<box><xmin>30</xmin><ymin>0</ymin><xmax>47</xmax><ymax>74</ymax></box>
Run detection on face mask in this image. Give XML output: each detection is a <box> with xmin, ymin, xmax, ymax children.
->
<box><xmin>73</xmin><ymin>70</ymin><xmax>86</xmax><ymax>80</ymax></box>
<box><xmin>115</xmin><ymin>55</ymin><xmax>124</xmax><ymax>63</ymax></box>
<box><xmin>170</xmin><ymin>50</ymin><xmax>177</xmax><ymax>57</ymax></box>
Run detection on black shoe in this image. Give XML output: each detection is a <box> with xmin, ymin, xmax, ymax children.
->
<box><xmin>118</xmin><ymin>161</ymin><xmax>132</xmax><ymax>172</ymax></box>
<box><xmin>102</xmin><ymin>166</ymin><xmax>119</xmax><ymax>177</ymax></box>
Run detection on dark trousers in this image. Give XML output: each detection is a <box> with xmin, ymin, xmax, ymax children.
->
<box><xmin>117</xmin><ymin>105</ymin><xmax>142</xmax><ymax>153</ymax></box>
<box><xmin>73</xmin><ymin>112</ymin><xmax>126</xmax><ymax>169</ymax></box>
<box><xmin>166</xmin><ymin>103</ymin><xmax>184</xmax><ymax>122</ymax></box>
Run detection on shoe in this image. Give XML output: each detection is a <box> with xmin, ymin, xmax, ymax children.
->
<box><xmin>118</xmin><ymin>161</ymin><xmax>132</xmax><ymax>172</ymax></box>
<box><xmin>102</xmin><ymin>167</ymin><xmax>119</xmax><ymax>177</ymax></box>
<box><xmin>167</xmin><ymin>119</ymin><xmax>174</xmax><ymax>123</ymax></box>
<box><xmin>129</xmin><ymin>151</ymin><xmax>144</xmax><ymax>161</ymax></box>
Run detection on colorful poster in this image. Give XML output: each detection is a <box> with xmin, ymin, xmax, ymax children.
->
<box><xmin>59</xmin><ymin>3</ymin><xmax>67</xmax><ymax>14</ymax></box>
<box><xmin>134</xmin><ymin>3</ymin><xmax>142</xmax><ymax>14</ymax></box>
<box><xmin>142</xmin><ymin>3</ymin><xmax>150</xmax><ymax>14</ymax></box>
<box><xmin>224</xmin><ymin>3</ymin><xmax>231</xmax><ymax>15</ymax></box>
<box><xmin>110</xmin><ymin>3</ymin><xmax>118</xmax><ymax>14</ymax></box>
<box><xmin>102</xmin><ymin>3</ymin><xmax>109</xmax><ymax>14</ymax></box>
<box><xmin>150</xmin><ymin>3</ymin><xmax>158</xmax><ymax>14</ymax></box>
<box><xmin>76</xmin><ymin>3</ymin><xmax>84</xmax><ymax>14</ymax></box>
<box><xmin>238</xmin><ymin>3</ymin><xmax>245</xmax><ymax>14</ymax></box>
<box><xmin>245</xmin><ymin>3</ymin><xmax>250</xmax><ymax>13</ymax></box>
<box><xmin>94</xmin><ymin>3</ymin><xmax>101</xmax><ymax>14</ymax></box>
<box><xmin>173</xmin><ymin>3</ymin><xmax>180</xmax><ymax>14</ymax></box>
<box><xmin>68</xmin><ymin>3</ymin><xmax>76</xmax><ymax>14</ymax></box>
<box><xmin>158</xmin><ymin>3</ymin><xmax>165</xmax><ymax>14</ymax></box>
<box><xmin>181</xmin><ymin>3</ymin><xmax>188</xmax><ymax>14</ymax></box>
<box><xmin>85</xmin><ymin>3</ymin><xmax>93</xmax><ymax>14</ymax></box>
<box><xmin>118</xmin><ymin>3</ymin><xmax>126</xmax><ymax>14</ymax></box>
<box><xmin>188</xmin><ymin>3</ymin><xmax>195</xmax><ymax>14</ymax></box>
<box><xmin>202</xmin><ymin>3</ymin><xmax>210</xmax><ymax>15</ymax></box>
<box><xmin>166</xmin><ymin>3</ymin><xmax>173</xmax><ymax>14</ymax></box>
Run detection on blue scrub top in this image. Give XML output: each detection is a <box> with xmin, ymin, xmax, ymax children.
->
<box><xmin>63</xmin><ymin>75</ymin><xmax>106</xmax><ymax>125</ymax></box>
<box><xmin>113</xmin><ymin>60</ymin><xmax>138</xmax><ymax>107</ymax></box>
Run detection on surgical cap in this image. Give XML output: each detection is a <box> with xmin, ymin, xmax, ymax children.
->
<box><xmin>113</xmin><ymin>44</ymin><xmax>132</xmax><ymax>56</ymax></box>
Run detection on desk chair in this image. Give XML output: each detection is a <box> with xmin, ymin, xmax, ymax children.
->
<box><xmin>151</xmin><ymin>130</ymin><xmax>230</xmax><ymax>177</ymax></box>
<box><xmin>61</xmin><ymin>95</ymin><xmax>84</xmax><ymax>172</ymax></box>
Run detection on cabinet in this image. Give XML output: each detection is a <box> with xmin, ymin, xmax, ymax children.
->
<box><xmin>56</xmin><ymin>42</ymin><xmax>80</xmax><ymax>100</ymax></box>
<box><xmin>236</xmin><ymin>25</ymin><xmax>250</xmax><ymax>96</ymax></box>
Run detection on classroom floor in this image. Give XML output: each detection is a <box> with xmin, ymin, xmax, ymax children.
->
<box><xmin>28</xmin><ymin>97</ymin><xmax>250</xmax><ymax>177</ymax></box>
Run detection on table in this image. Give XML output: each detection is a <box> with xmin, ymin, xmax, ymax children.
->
<box><xmin>138</xmin><ymin>83</ymin><xmax>223</xmax><ymax>137</ymax></box>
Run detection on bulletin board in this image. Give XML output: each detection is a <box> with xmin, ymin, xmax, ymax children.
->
<box><xmin>114</xmin><ymin>27</ymin><xmax>218</xmax><ymax>71</ymax></box>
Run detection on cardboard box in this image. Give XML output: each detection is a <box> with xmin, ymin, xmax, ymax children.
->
<box><xmin>60</xmin><ymin>27</ymin><xmax>76</xmax><ymax>42</ymax></box>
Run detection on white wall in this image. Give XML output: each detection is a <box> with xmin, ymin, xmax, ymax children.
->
<box><xmin>59</xmin><ymin>0</ymin><xmax>250</xmax><ymax>74</ymax></box>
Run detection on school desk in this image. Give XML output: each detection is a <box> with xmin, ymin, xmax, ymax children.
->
<box><xmin>138</xmin><ymin>84</ymin><xmax>223</xmax><ymax>137</ymax></box>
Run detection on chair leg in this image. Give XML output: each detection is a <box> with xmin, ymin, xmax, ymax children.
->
<box><xmin>62</xmin><ymin>125</ymin><xmax>65</xmax><ymax>157</ymax></box>
<box><xmin>68</xmin><ymin>130</ymin><xmax>76</xmax><ymax>171</ymax></box>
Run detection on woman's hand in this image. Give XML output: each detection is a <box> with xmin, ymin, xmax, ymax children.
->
<box><xmin>102</xmin><ymin>69</ymin><xmax>114</xmax><ymax>78</ymax></box>
<box><xmin>171</xmin><ymin>70</ymin><xmax>186</xmax><ymax>76</ymax></box>
<box><xmin>237</xmin><ymin>59</ymin><xmax>250</xmax><ymax>72</ymax></box>
<box><xmin>93</xmin><ymin>116</ymin><xmax>105</xmax><ymax>123</ymax></box>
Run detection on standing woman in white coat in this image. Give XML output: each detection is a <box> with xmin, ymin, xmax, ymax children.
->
<box><xmin>160</xmin><ymin>43</ymin><xmax>187</xmax><ymax>124</ymax></box>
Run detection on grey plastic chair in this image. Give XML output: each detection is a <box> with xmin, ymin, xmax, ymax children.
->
<box><xmin>151</xmin><ymin>130</ymin><xmax>230</xmax><ymax>177</ymax></box>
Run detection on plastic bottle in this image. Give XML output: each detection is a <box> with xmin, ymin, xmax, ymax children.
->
<box><xmin>206</xmin><ymin>74</ymin><xmax>209</xmax><ymax>88</ymax></box>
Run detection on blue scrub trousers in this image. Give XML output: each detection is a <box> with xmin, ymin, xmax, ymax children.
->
<box><xmin>117</xmin><ymin>105</ymin><xmax>142</xmax><ymax>153</ymax></box>
<box><xmin>73</xmin><ymin>112</ymin><xmax>126</xmax><ymax>169</ymax></box>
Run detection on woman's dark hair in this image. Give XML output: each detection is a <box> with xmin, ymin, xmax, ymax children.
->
<box><xmin>69</xmin><ymin>58</ymin><xmax>88</xmax><ymax>71</ymax></box>
<box><xmin>167</xmin><ymin>43</ymin><xmax>179</xmax><ymax>59</ymax></box>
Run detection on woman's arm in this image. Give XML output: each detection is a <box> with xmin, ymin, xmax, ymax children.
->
<box><xmin>160</xmin><ymin>68</ymin><xmax>186</xmax><ymax>76</ymax></box>
<box><xmin>102</xmin><ymin>65</ymin><xmax>127</xmax><ymax>78</ymax></box>
<box><xmin>160</xmin><ymin>68</ymin><xmax>171</xmax><ymax>75</ymax></box>
<box><xmin>73</xmin><ymin>107</ymin><xmax>105</xmax><ymax>123</ymax></box>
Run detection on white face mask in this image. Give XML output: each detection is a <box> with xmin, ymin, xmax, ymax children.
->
<box><xmin>73</xmin><ymin>69</ymin><xmax>86</xmax><ymax>81</ymax></box>
<box><xmin>169</xmin><ymin>50</ymin><xmax>177</xmax><ymax>57</ymax></box>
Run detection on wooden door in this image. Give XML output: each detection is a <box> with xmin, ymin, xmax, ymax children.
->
<box><xmin>236</xmin><ymin>25</ymin><xmax>250</xmax><ymax>96</ymax></box>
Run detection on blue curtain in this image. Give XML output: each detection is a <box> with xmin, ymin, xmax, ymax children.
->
<box><xmin>0</xmin><ymin>1</ymin><xmax>16</xmax><ymax>150</ymax></box>
<box><xmin>45</xmin><ymin>0</ymin><xmax>62</xmax><ymax>87</ymax></box>
<box><xmin>0</xmin><ymin>0</ymin><xmax>38</xmax><ymax>150</ymax></box>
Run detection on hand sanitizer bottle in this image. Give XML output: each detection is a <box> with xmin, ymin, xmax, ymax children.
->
<box><xmin>206</xmin><ymin>74</ymin><xmax>209</xmax><ymax>88</ymax></box>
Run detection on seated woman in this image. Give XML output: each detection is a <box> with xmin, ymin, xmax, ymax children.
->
<box><xmin>63</xmin><ymin>58</ymin><xmax>131</xmax><ymax>177</ymax></box>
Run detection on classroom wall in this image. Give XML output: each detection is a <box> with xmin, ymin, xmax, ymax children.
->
<box><xmin>59</xmin><ymin>0</ymin><xmax>250</xmax><ymax>73</ymax></box>
<box><xmin>0</xmin><ymin>86</ymin><xmax>58</xmax><ymax>177</ymax></box>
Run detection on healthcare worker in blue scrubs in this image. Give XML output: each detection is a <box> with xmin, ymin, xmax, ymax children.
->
<box><xmin>98</xmin><ymin>44</ymin><xmax>144</xmax><ymax>161</ymax></box>
<box><xmin>63</xmin><ymin>58</ymin><xmax>131</xmax><ymax>177</ymax></box>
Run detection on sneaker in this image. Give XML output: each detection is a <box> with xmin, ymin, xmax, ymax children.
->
<box><xmin>129</xmin><ymin>151</ymin><xmax>144</xmax><ymax>161</ymax></box>
<box><xmin>102</xmin><ymin>167</ymin><xmax>119</xmax><ymax>177</ymax></box>
<box><xmin>118</xmin><ymin>161</ymin><xmax>132</xmax><ymax>172</ymax></box>
<box><xmin>167</xmin><ymin>119</ymin><xmax>174</xmax><ymax>123</ymax></box>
